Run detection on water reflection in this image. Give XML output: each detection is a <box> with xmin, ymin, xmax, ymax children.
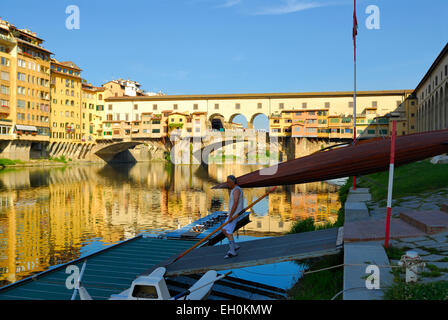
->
<box><xmin>0</xmin><ymin>163</ymin><xmax>340</xmax><ymax>287</ymax></box>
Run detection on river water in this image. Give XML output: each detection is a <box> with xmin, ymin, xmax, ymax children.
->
<box><xmin>0</xmin><ymin>162</ymin><xmax>341</xmax><ymax>290</ymax></box>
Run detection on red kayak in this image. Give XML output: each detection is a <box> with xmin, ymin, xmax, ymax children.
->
<box><xmin>213</xmin><ymin>129</ymin><xmax>448</xmax><ymax>189</ymax></box>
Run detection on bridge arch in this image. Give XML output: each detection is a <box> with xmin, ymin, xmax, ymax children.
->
<box><xmin>229</xmin><ymin>113</ymin><xmax>248</xmax><ymax>129</ymax></box>
<box><xmin>250</xmin><ymin>113</ymin><xmax>269</xmax><ymax>131</ymax></box>
<box><xmin>92</xmin><ymin>141</ymin><xmax>145</xmax><ymax>162</ymax></box>
<box><xmin>209</xmin><ymin>113</ymin><xmax>225</xmax><ymax>131</ymax></box>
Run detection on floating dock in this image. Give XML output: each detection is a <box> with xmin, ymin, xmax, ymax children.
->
<box><xmin>0</xmin><ymin>236</ymin><xmax>194</xmax><ymax>300</ymax></box>
<box><xmin>0</xmin><ymin>211</ymin><xmax>277</xmax><ymax>300</ymax></box>
<box><xmin>0</xmin><ymin>211</ymin><xmax>341</xmax><ymax>300</ymax></box>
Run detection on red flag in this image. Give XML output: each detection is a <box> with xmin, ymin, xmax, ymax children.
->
<box><xmin>353</xmin><ymin>0</ymin><xmax>358</xmax><ymax>60</ymax></box>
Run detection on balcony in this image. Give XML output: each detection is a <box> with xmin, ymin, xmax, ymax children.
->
<box><xmin>0</xmin><ymin>33</ymin><xmax>15</xmax><ymax>44</ymax></box>
<box><xmin>0</xmin><ymin>105</ymin><xmax>10</xmax><ymax>115</ymax></box>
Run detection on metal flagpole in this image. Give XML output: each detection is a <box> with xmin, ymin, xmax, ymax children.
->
<box><xmin>352</xmin><ymin>0</ymin><xmax>358</xmax><ymax>191</ymax></box>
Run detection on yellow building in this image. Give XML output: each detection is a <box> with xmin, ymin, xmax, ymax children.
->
<box><xmin>49</xmin><ymin>59</ymin><xmax>82</xmax><ymax>146</ymax></box>
<box><xmin>0</xmin><ymin>19</ymin><xmax>53</xmax><ymax>160</ymax></box>
<box><xmin>0</xmin><ymin>22</ymin><xmax>14</xmax><ymax>138</ymax></box>
<box><xmin>14</xmin><ymin>28</ymin><xmax>51</xmax><ymax>142</ymax></box>
<box><xmin>81</xmin><ymin>83</ymin><xmax>104</xmax><ymax>143</ymax></box>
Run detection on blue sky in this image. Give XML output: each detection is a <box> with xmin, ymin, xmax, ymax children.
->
<box><xmin>1</xmin><ymin>1</ymin><xmax>447</xmax><ymax>98</ymax></box>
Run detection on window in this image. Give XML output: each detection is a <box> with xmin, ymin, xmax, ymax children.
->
<box><xmin>152</xmin><ymin>129</ymin><xmax>160</xmax><ymax>133</ymax></box>
<box><xmin>153</xmin><ymin>104</ymin><xmax>158</xmax><ymax>110</ymax></box>
<box><xmin>174</xmin><ymin>104</ymin><xmax>178</xmax><ymax>110</ymax></box>
<box><xmin>17</xmin><ymin>100</ymin><xmax>26</xmax><ymax>108</ymax></box>
<box><xmin>0</xmin><ymin>99</ymin><xmax>9</xmax><ymax>107</ymax></box>
<box><xmin>17</xmin><ymin>72</ymin><xmax>26</xmax><ymax>81</ymax></box>
<box><xmin>348</xmin><ymin>102</ymin><xmax>354</xmax><ymax>108</ymax></box>
<box><xmin>193</xmin><ymin>104</ymin><xmax>198</xmax><ymax>110</ymax></box>
<box><xmin>258</xmin><ymin>103</ymin><xmax>262</xmax><ymax>109</ymax></box>
<box><xmin>325</xmin><ymin>102</ymin><xmax>330</xmax><ymax>108</ymax></box>
<box><xmin>214</xmin><ymin>104</ymin><xmax>219</xmax><ymax>110</ymax></box>
<box><xmin>134</xmin><ymin>104</ymin><xmax>138</xmax><ymax>110</ymax></box>
<box><xmin>108</xmin><ymin>104</ymin><xmax>113</xmax><ymax>111</ymax></box>
<box><xmin>372</xmin><ymin>101</ymin><xmax>377</xmax><ymax>107</ymax></box>
<box><xmin>302</xmin><ymin>103</ymin><xmax>307</xmax><ymax>108</ymax></box>
<box><xmin>235</xmin><ymin>103</ymin><xmax>240</xmax><ymax>110</ymax></box>
<box><xmin>0</xmin><ymin>57</ymin><xmax>9</xmax><ymax>66</ymax></box>
<box><xmin>1</xmin><ymin>85</ymin><xmax>9</xmax><ymax>95</ymax></box>
<box><xmin>279</xmin><ymin>103</ymin><xmax>284</xmax><ymax>110</ymax></box>
<box><xmin>1</xmin><ymin>71</ymin><xmax>9</xmax><ymax>81</ymax></box>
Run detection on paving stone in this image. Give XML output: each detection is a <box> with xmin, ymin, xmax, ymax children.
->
<box><xmin>421</xmin><ymin>274</ymin><xmax>448</xmax><ymax>283</ymax></box>
<box><xmin>427</xmin><ymin>233</ymin><xmax>448</xmax><ymax>242</ymax></box>
<box><xmin>347</xmin><ymin>193</ymin><xmax>372</xmax><ymax>202</ymax></box>
<box><xmin>427</xmin><ymin>262</ymin><xmax>448</xmax><ymax>269</ymax></box>
<box><xmin>416</xmin><ymin>240</ymin><xmax>441</xmax><ymax>247</ymax></box>
<box><xmin>422</xmin><ymin>254</ymin><xmax>446</xmax><ymax>262</ymax></box>
<box><xmin>400</xmin><ymin>237</ymin><xmax>428</xmax><ymax>243</ymax></box>
<box><xmin>420</xmin><ymin>204</ymin><xmax>443</xmax><ymax>211</ymax></box>
<box><xmin>349</xmin><ymin>187</ymin><xmax>370</xmax><ymax>194</ymax></box>
<box><xmin>424</xmin><ymin>243</ymin><xmax>448</xmax><ymax>251</ymax></box>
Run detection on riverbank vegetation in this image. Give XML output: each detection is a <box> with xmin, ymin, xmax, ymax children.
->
<box><xmin>48</xmin><ymin>155</ymin><xmax>69</xmax><ymax>163</ymax></box>
<box><xmin>288</xmin><ymin>254</ymin><xmax>343</xmax><ymax>300</ymax></box>
<box><xmin>0</xmin><ymin>159</ymin><xmax>23</xmax><ymax>167</ymax></box>
<box><xmin>0</xmin><ymin>156</ymin><xmax>76</xmax><ymax>169</ymax></box>
<box><xmin>357</xmin><ymin>160</ymin><xmax>448</xmax><ymax>204</ymax></box>
<box><xmin>384</xmin><ymin>281</ymin><xmax>448</xmax><ymax>300</ymax></box>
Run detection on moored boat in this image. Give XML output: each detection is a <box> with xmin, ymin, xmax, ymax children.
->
<box><xmin>213</xmin><ymin>129</ymin><xmax>448</xmax><ymax>189</ymax></box>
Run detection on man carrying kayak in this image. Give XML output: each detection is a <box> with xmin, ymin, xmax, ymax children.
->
<box><xmin>221</xmin><ymin>175</ymin><xmax>244</xmax><ymax>259</ymax></box>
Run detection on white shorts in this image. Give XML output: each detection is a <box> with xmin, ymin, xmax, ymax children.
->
<box><xmin>223</xmin><ymin>218</ymin><xmax>237</xmax><ymax>234</ymax></box>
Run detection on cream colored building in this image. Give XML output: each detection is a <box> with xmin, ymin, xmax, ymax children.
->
<box><xmin>415</xmin><ymin>43</ymin><xmax>448</xmax><ymax>132</ymax></box>
<box><xmin>105</xmin><ymin>90</ymin><xmax>412</xmax><ymax>135</ymax></box>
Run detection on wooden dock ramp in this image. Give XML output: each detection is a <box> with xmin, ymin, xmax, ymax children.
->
<box><xmin>142</xmin><ymin>227</ymin><xmax>343</xmax><ymax>277</ymax></box>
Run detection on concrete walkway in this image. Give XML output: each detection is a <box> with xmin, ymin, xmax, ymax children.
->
<box><xmin>343</xmin><ymin>187</ymin><xmax>394</xmax><ymax>300</ymax></box>
<box><xmin>344</xmin><ymin>242</ymin><xmax>394</xmax><ymax>300</ymax></box>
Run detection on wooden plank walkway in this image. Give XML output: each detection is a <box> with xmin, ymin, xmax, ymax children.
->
<box><xmin>142</xmin><ymin>228</ymin><xmax>343</xmax><ymax>277</ymax></box>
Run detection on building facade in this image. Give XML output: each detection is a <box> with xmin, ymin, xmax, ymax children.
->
<box><xmin>0</xmin><ymin>18</ymin><xmax>51</xmax><ymax>160</ymax></box>
<box><xmin>50</xmin><ymin>59</ymin><xmax>82</xmax><ymax>144</ymax></box>
<box><xmin>415</xmin><ymin>43</ymin><xmax>448</xmax><ymax>132</ymax></box>
<box><xmin>103</xmin><ymin>90</ymin><xmax>413</xmax><ymax>141</ymax></box>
